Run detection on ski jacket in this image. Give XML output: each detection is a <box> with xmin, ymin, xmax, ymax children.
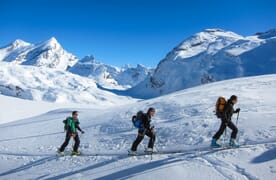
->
<box><xmin>66</xmin><ymin>117</ymin><xmax>82</xmax><ymax>133</ymax></box>
<box><xmin>222</xmin><ymin>100</ymin><xmax>235</xmax><ymax>122</ymax></box>
<box><xmin>140</xmin><ymin>113</ymin><xmax>152</xmax><ymax>131</ymax></box>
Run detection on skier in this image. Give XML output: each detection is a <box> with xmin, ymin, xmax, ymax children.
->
<box><xmin>211</xmin><ymin>95</ymin><xmax>240</xmax><ymax>148</ymax></box>
<box><xmin>129</xmin><ymin>107</ymin><xmax>156</xmax><ymax>155</ymax></box>
<box><xmin>58</xmin><ymin>111</ymin><xmax>84</xmax><ymax>155</ymax></box>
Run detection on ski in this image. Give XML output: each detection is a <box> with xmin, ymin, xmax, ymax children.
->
<box><xmin>56</xmin><ymin>150</ymin><xmax>82</xmax><ymax>156</ymax></box>
<box><xmin>128</xmin><ymin>151</ymin><xmax>155</xmax><ymax>157</ymax></box>
<box><xmin>127</xmin><ymin>143</ymin><xmax>261</xmax><ymax>156</ymax></box>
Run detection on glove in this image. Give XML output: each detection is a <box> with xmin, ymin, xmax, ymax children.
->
<box><xmin>150</xmin><ymin>126</ymin><xmax>155</xmax><ymax>133</ymax></box>
<box><xmin>235</xmin><ymin>108</ymin><xmax>240</xmax><ymax>113</ymax></box>
<box><xmin>81</xmin><ymin>131</ymin><xmax>85</xmax><ymax>134</ymax></box>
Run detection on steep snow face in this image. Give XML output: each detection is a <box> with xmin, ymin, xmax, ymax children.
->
<box><xmin>0</xmin><ymin>39</ymin><xmax>31</xmax><ymax>60</ymax></box>
<box><xmin>171</xmin><ymin>29</ymin><xmax>243</xmax><ymax>59</ymax></box>
<box><xmin>115</xmin><ymin>64</ymin><xmax>153</xmax><ymax>87</ymax></box>
<box><xmin>68</xmin><ymin>55</ymin><xmax>120</xmax><ymax>88</ymax></box>
<box><xmin>68</xmin><ymin>56</ymin><xmax>153</xmax><ymax>88</ymax></box>
<box><xmin>0</xmin><ymin>37</ymin><xmax>78</xmax><ymax>70</ymax></box>
<box><xmin>0</xmin><ymin>62</ymin><xmax>135</xmax><ymax>104</ymax></box>
<box><xmin>130</xmin><ymin>29</ymin><xmax>276</xmax><ymax>98</ymax></box>
<box><xmin>257</xmin><ymin>28</ymin><xmax>276</xmax><ymax>39</ymax></box>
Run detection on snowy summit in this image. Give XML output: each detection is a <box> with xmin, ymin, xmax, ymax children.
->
<box><xmin>0</xmin><ymin>37</ymin><xmax>78</xmax><ymax>70</ymax></box>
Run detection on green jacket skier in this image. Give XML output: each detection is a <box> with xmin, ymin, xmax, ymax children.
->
<box><xmin>58</xmin><ymin>111</ymin><xmax>84</xmax><ymax>155</ymax></box>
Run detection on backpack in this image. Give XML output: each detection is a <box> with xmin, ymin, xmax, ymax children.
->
<box><xmin>132</xmin><ymin>111</ymin><xmax>144</xmax><ymax>128</ymax></box>
<box><xmin>215</xmin><ymin>97</ymin><xmax>226</xmax><ymax>118</ymax></box>
<box><xmin>63</xmin><ymin>117</ymin><xmax>70</xmax><ymax>131</ymax></box>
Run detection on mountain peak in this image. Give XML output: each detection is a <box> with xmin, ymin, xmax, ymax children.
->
<box><xmin>40</xmin><ymin>37</ymin><xmax>61</xmax><ymax>49</ymax></box>
<box><xmin>257</xmin><ymin>28</ymin><xmax>276</xmax><ymax>39</ymax></box>
<box><xmin>48</xmin><ymin>37</ymin><xmax>58</xmax><ymax>43</ymax></box>
<box><xmin>170</xmin><ymin>29</ymin><xmax>243</xmax><ymax>60</ymax></box>
<box><xmin>80</xmin><ymin>55</ymin><xmax>95</xmax><ymax>63</ymax></box>
<box><xmin>204</xmin><ymin>28</ymin><xmax>225</xmax><ymax>33</ymax></box>
<box><xmin>0</xmin><ymin>37</ymin><xmax>78</xmax><ymax>70</ymax></box>
<box><xmin>198</xmin><ymin>28</ymin><xmax>242</xmax><ymax>38</ymax></box>
<box><xmin>10</xmin><ymin>39</ymin><xmax>31</xmax><ymax>49</ymax></box>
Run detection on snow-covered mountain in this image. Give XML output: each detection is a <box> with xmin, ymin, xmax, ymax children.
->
<box><xmin>0</xmin><ymin>37</ymin><xmax>78</xmax><ymax>70</ymax></box>
<box><xmin>68</xmin><ymin>55</ymin><xmax>120</xmax><ymax>88</ymax></box>
<box><xmin>0</xmin><ymin>74</ymin><xmax>275</xmax><ymax>179</ymax></box>
<box><xmin>68</xmin><ymin>55</ymin><xmax>153</xmax><ymax>88</ymax></box>
<box><xmin>0</xmin><ymin>39</ymin><xmax>152</xmax><ymax>89</ymax></box>
<box><xmin>0</xmin><ymin>62</ymin><xmax>135</xmax><ymax>104</ymax></box>
<box><xmin>116</xmin><ymin>64</ymin><xmax>153</xmax><ymax>88</ymax></box>
<box><xmin>130</xmin><ymin>28</ymin><xmax>276</xmax><ymax>98</ymax></box>
<box><xmin>0</xmin><ymin>37</ymin><xmax>152</xmax><ymax>103</ymax></box>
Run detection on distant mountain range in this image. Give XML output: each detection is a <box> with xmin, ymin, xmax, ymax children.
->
<box><xmin>0</xmin><ymin>38</ymin><xmax>153</xmax><ymax>89</ymax></box>
<box><xmin>68</xmin><ymin>55</ymin><xmax>153</xmax><ymax>88</ymax></box>
<box><xmin>0</xmin><ymin>28</ymin><xmax>275</xmax><ymax>103</ymax></box>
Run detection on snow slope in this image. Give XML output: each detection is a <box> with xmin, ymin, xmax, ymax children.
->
<box><xmin>0</xmin><ymin>74</ymin><xmax>275</xmax><ymax>179</ymax></box>
<box><xmin>130</xmin><ymin>28</ymin><xmax>276</xmax><ymax>98</ymax></box>
<box><xmin>0</xmin><ymin>62</ymin><xmax>135</xmax><ymax>104</ymax></box>
<box><xmin>0</xmin><ymin>94</ymin><xmax>116</xmax><ymax>125</ymax></box>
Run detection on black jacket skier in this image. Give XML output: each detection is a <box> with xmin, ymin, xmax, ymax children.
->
<box><xmin>130</xmin><ymin>108</ymin><xmax>156</xmax><ymax>153</ymax></box>
<box><xmin>212</xmin><ymin>95</ymin><xmax>240</xmax><ymax>147</ymax></box>
<box><xmin>222</xmin><ymin>99</ymin><xmax>238</xmax><ymax>123</ymax></box>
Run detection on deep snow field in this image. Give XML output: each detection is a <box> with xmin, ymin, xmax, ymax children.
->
<box><xmin>0</xmin><ymin>75</ymin><xmax>275</xmax><ymax>180</ymax></box>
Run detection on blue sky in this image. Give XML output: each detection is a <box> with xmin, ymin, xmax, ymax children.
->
<box><xmin>1</xmin><ymin>0</ymin><xmax>275</xmax><ymax>67</ymax></box>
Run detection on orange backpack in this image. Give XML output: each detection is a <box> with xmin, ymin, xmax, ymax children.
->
<box><xmin>215</xmin><ymin>97</ymin><xmax>226</xmax><ymax>118</ymax></box>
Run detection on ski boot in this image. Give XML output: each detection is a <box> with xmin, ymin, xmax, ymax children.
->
<box><xmin>211</xmin><ymin>138</ymin><xmax>221</xmax><ymax>148</ymax></box>
<box><xmin>57</xmin><ymin>149</ymin><xmax>65</xmax><ymax>156</ymax></box>
<box><xmin>145</xmin><ymin>148</ymin><xmax>153</xmax><ymax>154</ymax></box>
<box><xmin>128</xmin><ymin>150</ymin><xmax>137</xmax><ymax>156</ymax></box>
<box><xmin>229</xmin><ymin>138</ymin><xmax>239</xmax><ymax>148</ymax></box>
<box><xmin>71</xmin><ymin>151</ymin><xmax>81</xmax><ymax>156</ymax></box>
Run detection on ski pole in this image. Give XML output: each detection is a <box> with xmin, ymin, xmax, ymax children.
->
<box><xmin>236</xmin><ymin>111</ymin><xmax>240</xmax><ymax>127</ymax></box>
<box><xmin>224</xmin><ymin>127</ymin><xmax>227</xmax><ymax>147</ymax></box>
<box><xmin>236</xmin><ymin>111</ymin><xmax>240</xmax><ymax>143</ymax></box>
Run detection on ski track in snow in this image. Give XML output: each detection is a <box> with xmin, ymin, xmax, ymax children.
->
<box><xmin>200</xmin><ymin>155</ymin><xmax>258</xmax><ymax>180</ymax></box>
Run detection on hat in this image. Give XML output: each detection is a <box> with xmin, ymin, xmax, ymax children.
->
<box><xmin>230</xmin><ymin>95</ymin><xmax>238</xmax><ymax>101</ymax></box>
<box><xmin>147</xmin><ymin>107</ymin><xmax>156</xmax><ymax>113</ymax></box>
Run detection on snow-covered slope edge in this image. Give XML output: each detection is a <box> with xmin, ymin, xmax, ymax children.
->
<box><xmin>0</xmin><ymin>74</ymin><xmax>275</xmax><ymax>179</ymax></box>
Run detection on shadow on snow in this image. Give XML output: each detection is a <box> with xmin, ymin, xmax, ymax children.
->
<box><xmin>251</xmin><ymin>147</ymin><xmax>276</xmax><ymax>163</ymax></box>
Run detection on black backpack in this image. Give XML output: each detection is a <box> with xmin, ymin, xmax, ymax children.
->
<box><xmin>63</xmin><ymin>117</ymin><xmax>70</xmax><ymax>131</ymax></box>
<box><xmin>132</xmin><ymin>111</ymin><xmax>144</xmax><ymax>128</ymax></box>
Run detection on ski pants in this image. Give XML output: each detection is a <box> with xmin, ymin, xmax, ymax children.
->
<box><xmin>60</xmin><ymin>131</ymin><xmax>80</xmax><ymax>152</ymax></box>
<box><xmin>131</xmin><ymin>129</ymin><xmax>156</xmax><ymax>151</ymax></box>
<box><xmin>213</xmin><ymin>119</ymin><xmax>238</xmax><ymax>140</ymax></box>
